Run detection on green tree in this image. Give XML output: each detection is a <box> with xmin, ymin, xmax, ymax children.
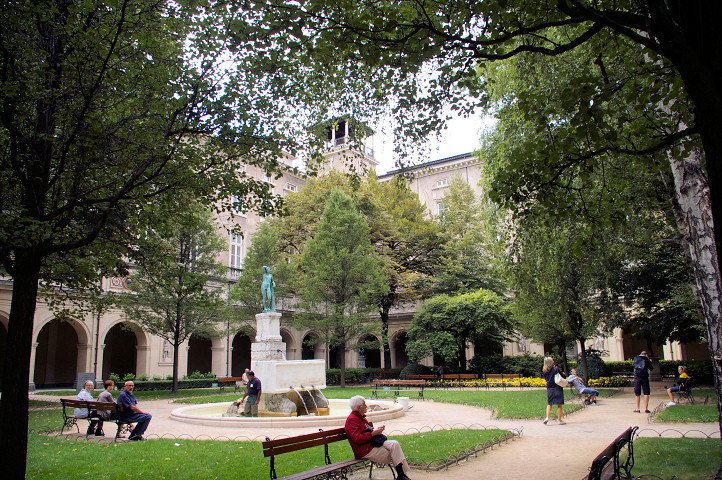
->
<box><xmin>362</xmin><ymin>174</ymin><xmax>444</xmax><ymax>367</ymax></box>
<box><xmin>0</xmin><ymin>2</ymin><xmax>296</xmax><ymax>473</ymax></box>
<box><xmin>407</xmin><ymin>289</ymin><xmax>511</xmax><ymax>371</ymax></box>
<box><xmin>120</xmin><ymin>199</ymin><xmax>230</xmax><ymax>393</ymax></box>
<box><xmin>434</xmin><ymin>178</ymin><xmax>503</xmax><ymax>296</ymax></box>
<box><xmin>605</xmin><ymin>242</ymin><xmax>705</xmax><ymax>354</ymax></box>
<box><xmin>295</xmin><ymin>189</ymin><xmax>388</xmax><ymax>387</ymax></box>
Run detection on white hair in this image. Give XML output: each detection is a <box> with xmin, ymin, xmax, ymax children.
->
<box><xmin>349</xmin><ymin>395</ymin><xmax>366</xmax><ymax>412</ymax></box>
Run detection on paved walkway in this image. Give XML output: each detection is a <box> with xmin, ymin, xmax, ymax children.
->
<box><xmin>35</xmin><ymin>382</ymin><xmax>719</xmax><ymax>479</ymax></box>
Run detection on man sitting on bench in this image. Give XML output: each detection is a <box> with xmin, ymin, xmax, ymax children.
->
<box><xmin>567</xmin><ymin>369</ymin><xmax>599</xmax><ymax>405</ymax></box>
<box><xmin>345</xmin><ymin>395</ymin><xmax>413</xmax><ymax>480</ymax></box>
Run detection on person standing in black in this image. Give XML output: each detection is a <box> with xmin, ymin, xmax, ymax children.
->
<box><xmin>633</xmin><ymin>350</ymin><xmax>654</xmax><ymax>413</ymax></box>
<box><xmin>542</xmin><ymin>357</ymin><xmax>566</xmax><ymax>425</ymax></box>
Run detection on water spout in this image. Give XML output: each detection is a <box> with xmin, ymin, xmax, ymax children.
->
<box><xmin>304</xmin><ymin>386</ymin><xmax>319</xmax><ymax>412</ymax></box>
<box><xmin>292</xmin><ymin>387</ymin><xmax>310</xmax><ymax>415</ymax></box>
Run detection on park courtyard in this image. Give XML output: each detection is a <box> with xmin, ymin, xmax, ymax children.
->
<box><xmin>28</xmin><ymin>382</ymin><xmax>720</xmax><ymax>479</ymax></box>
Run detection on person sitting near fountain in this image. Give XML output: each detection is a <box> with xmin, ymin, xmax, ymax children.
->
<box><xmin>345</xmin><ymin>396</ymin><xmax>412</xmax><ymax>480</ymax></box>
<box><xmin>242</xmin><ymin>368</ymin><xmax>250</xmax><ymax>385</ymax></box>
<box><xmin>240</xmin><ymin>371</ymin><xmax>262</xmax><ymax>417</ymax></box>
<box><xmin>117</xmin><ymin>381</ymin><xmax>152</xmax><ymax>441</ymax></box>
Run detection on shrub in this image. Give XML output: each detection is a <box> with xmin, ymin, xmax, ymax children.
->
<box><xmin>131</xmin><ymin>378</ymin><xmax>216</xmax><ymax>391</ymax></box>
<box><xmin>186</xmin><ymin>370</ymin><xmax>209</xmax><ymax>379</ymax></box>
<box><xmin>579</xmin><ymin>350</ymin><xmax>612</xmax><ymax>379</ymax></box>
<box><xmin>109</xmin><ymin>373</ymin><xmax>121</xmax><ymax>385</ymax></box>
<box><xmin>469</xmin><ymin>354</ymin><xmax>545</xmax><ymax>378</ymax></box>
<box><xmin>121</xmin><ymin>373</ymin><xmax>135</xmax><ymax>382</ymax></box>
<box><xmin>136</xmin><ymin>373</ymin><xmax>149</xmax><ymax>382</ymax></box>
<box><xmin>399</xmin><ymin>363</ymin><xmax>432</xmax><ymax>378</ymax></box>
<box><xmin>152</xmin><ymin>375</ymin><xmax>163</xmax><ymax>381</ymax></box>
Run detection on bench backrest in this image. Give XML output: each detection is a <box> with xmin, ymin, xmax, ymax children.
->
<box><xmin>586</xmin><ymin>426</ymin><xmax>637</xmax><ymax>480</ymax></box>
<box><xmin>61</xmin><ymin>398</ymin><xmax>119</xmax><ymax>411</ymax></box>
<box><xmin>217</xmin><ymin>377</ymin><xmax>243</xmax><ymax>383</ymax></box>
<box><xmin>262</xmin><ymin>428</ymin><xmax>347</xmax><ymax>457</ymax></box>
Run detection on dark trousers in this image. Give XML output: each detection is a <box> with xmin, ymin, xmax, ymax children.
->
<box><xmin>121</xmin><ymin>412</ymin><xmax>152</xmax><ymax>437</ymax></box>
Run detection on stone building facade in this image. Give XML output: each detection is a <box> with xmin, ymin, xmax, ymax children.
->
<box><xmin>0</xmin><ymin>122</ymin><xmax>708</xmax><ymax>389</ymax></box>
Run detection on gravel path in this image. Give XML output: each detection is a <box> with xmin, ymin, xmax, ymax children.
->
<box><xmin>34</xmin><ymin>382</ymin><xmax>719</xmax><ymax>480</ymax></box>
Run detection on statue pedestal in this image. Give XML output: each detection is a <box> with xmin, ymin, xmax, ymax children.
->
<box><xmin>250</xmin><ymin>310</ymin><xmax>327</xmax><ymax>410</ymax></box>
<box><xmin>255</xmin><ymin>312</ymin><xmax>283</xmax><ymax>343</ymax></box>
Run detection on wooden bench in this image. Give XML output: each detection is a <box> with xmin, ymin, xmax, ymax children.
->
<box><xmin>262</xmin><ymin>427</ymin><xmax>392</xmax><ymax>479</ymax></box>
<box><xmin>60</xmin><ymin>398</ymin><xmax>131</xmax><ymax>440</ymax></box>
<box><xmin>568</xmin><ymin>384</ymin><xmax>587</xmax><ymax>403</ymax></box>
<box><xmin>370</xmin><ymin>380</ymin><xmax>425</xmax><ymax>400</ymax></box>
<box><xmin>584</xmin><ymin>426</ymin><xmax>638</xmax><ymax>480</ymax></box>
<box><xmin>216</xmin><ymin>376</ymin><xmax>245</xmax><ymax>392</ymax></box>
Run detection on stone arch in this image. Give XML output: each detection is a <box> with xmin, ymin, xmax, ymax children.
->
<box><xmin>357</xmin><ymin>334</ymin><xmax>382</xmax><ymax>369</ymax></box>
<box><xmin>33</xmin><ymin>315</ymin><xmax>90</xmax><ymax>388</ymax></box>
<box><xmin>391</xmin><ymin>330</ymin><xmax>409</xmax><ymax>369</ymax></box>
<box><xmin>301</xmin><ymin>331</ymin><xmax>324</xmax><ymax>361</ymax></box>
<box><xmin>231</xmin><ymin>329</ymin><xmax>254</xmax><ymax>376</ymax></box>
<box><xmin>101</xmin><ymin>321</ymin><xmax>147</xmax><ymax>380</ymax></box>
<box><xmin>187</xmin><ymin>333</ymin><xmax>213</xmax><ymax>376</ymax></box>
<box><xmin>280</xmin><ymin>328</ymin><xmax>295</xmax><ymax>359</ymax></box>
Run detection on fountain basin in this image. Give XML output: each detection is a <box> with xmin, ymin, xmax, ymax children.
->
<box><xmin>170</xmin><ymin>399</ymin><xmax>404</xmax><ymax>428</ymax></box>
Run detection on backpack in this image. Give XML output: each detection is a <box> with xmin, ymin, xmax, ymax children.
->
<box><xmin>633</xmin><ymin>355</ymin><xmax>647</xmax><ymax>376</ymax></box>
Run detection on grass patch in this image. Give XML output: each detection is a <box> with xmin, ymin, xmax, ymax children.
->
<box><xmin>26</xmin><ymin>428</ymin><xmax>510</xmax><ymax>479</ymax></box>
<box><xmin>633</xmin><ymin>437</ymin><xmax>720</xmax><ymax>479</ymax></box>
<box><xmin>657</xmin><ymin>404</ymin><xmax>719</xmax><ymax>423</ymax></box>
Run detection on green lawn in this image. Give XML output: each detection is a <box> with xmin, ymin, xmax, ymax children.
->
<box><xmin>658</xmin><ymin>404</ymin><xmax>719</xmax><ymax>423</ymax></box>
<box><xmin>634</xmin><ymin>437</ymin><xmax>721</xmax><ymax>480</ymax></box>
<box><xmin>26</xmin><ymin>426</ymin><xmax>510</xmax><ymax>479</ymax></box>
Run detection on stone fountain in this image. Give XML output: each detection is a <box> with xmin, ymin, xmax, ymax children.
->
<box><xmin>170</xmin><ymin>266</ymin><xmax>402</xmax><ymax>425</ymax></box>
<box><xmin>248</xmin><ymin>310</ymin><xmax>329</xmax><ymax>416</ymax></box>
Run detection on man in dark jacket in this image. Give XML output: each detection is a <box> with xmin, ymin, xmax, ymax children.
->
<box><xmin>633</xmin><ymin>351</ymin><xmax>654</xmax><ymax>413</ymax></box>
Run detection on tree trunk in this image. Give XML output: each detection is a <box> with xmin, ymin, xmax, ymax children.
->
<box><xmin>338</xmin><ymin>341</ymin><xmax>346</xmax><ymax>388</ymax></box>
<box><xmin>558</xmin><ymin>339</ymin><xmax>569</xmax><ymax>374</ymax></box>
<box><xmin>668</xmin><ymin>145</ymin><xmax>722</xmax><ymax>478</ymax></box>
<box><xmin>172</xmin><ymin>341</ymin><xmax>179</xmax><ymax>394</ymax></box>
<box><xmin>578</xmin><ymin>340</ymin><xmax>589</xmax><ymax>380</ymax></box>
<box><xmin>379</xmin><ymin>306</ymin><xmax>392</xmax><ymax>369</ymax></box>
<box><xmin>0</xmin><ymin>249</ymin><xmax>42</xmax><ymax>479</ymax></box>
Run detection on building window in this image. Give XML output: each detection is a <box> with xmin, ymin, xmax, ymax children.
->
<box><xmin>230</xmin><ymin>234</ymin><xmax>243</xmax><ymax>277</ymax></box>
<box><xmin>231</xmin><ymin>195</ymin><xmax>246</xmax><ymax>216</ymax></box>
<box><xmin>437</xmin><ymin>202</ymin><xmax>446</xmax><ymax>216</ymax></box>
<box><xmin>285</xmin><ymin>183</ymin><xmax>297</xmax><ymax>192</ymax></box>
<box><xmin>435</xmin><ymin>178</ymin><xmax>448</xmax><ymax>188</ymax></box>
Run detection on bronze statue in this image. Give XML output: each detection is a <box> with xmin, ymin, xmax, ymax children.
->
<box><xmin>261</xmin><ymin>265</ymin><xmax>276</xmax><ymax>312</ymax></box>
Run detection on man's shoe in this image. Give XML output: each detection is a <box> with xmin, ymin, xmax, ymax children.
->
<box><xmin>95</xmin><ymin>430</ymin><xmax>105</xmax><ymax>437</ymax></box>
<box><xmin>86</xmin><ymin>427</ymin><xmax>95</xmax><ymax>435</ymax></box>
<box><xmin>666</xmin><ymin>401</ymin><xmax>677</xmax><ymax>406</ymax></box>
<box><xmin>633</xmin><ymin>410</ymin><xmax>640</xmax><ymax>413</ymax></box>
<box><xmin>590</xmin><ymin>401</ymin><xmax>597</xmax><ymax>405</ymax></box>
<box><xmin>558</xmin><ymin>420</ymin><xmax>566</xmax><ymax>425</ymax></box>
<box><xmin>542</xmin><ymin>417</ymin><xmax>549</xmax><ymax>424</ymax></box>
<box><xmin>129</xmin><ymin>435</ymin><xmax>145</xmax><ymax>441</ymax></box>
<box><xmin>644</xmin><ymin>409</ymin><xmax>651</xmax><ymax>413</ymax></box>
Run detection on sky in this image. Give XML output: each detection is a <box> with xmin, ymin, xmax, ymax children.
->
<box><xmin>372</xmin><ymin>111</ymin><xmax>496</xmax><ymax>175</ymax></box>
